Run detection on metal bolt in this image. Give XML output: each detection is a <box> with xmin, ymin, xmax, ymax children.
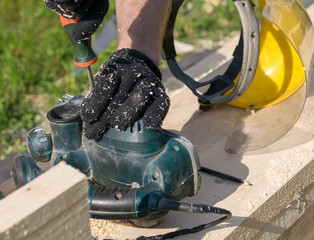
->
<box><xmin>153</xmin><ymin>171</ymin><xmax>160</xmax><ymax>180</ymax></box>
<box><xmin>131</xmin><ymin>182</ymin><xmax>140</xmax><ymax>188</ymax></box>
<box><xmin>115</xmin><ymin>192</ymin><xmax>122</xmax><ymax>200</ymax></box>
<box><xmin>172</xmin><ymin>145</ymin><xmax>180</xmax><ymax>151</ymax></box>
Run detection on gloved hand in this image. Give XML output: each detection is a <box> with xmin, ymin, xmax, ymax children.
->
<box><xmin>43</xmin><ymin>0</ymin><xmax>109</xmax><ymax>40</ymax></box>
<box><xmin>80</xmin><ymin>48</ymin><xmax>170</xmax><ymax>139</ymax></box>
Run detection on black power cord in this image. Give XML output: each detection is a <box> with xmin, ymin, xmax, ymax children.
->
<box><xmin>137</xmin><ymin>198</ymin><xmax>231</xmax><ymax>240</ymax></box>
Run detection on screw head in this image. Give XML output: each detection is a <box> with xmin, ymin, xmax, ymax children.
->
<box><xmin>153</xmin><ymin>171</ymin><xmax>160</xmax><ymax>180</ymax></box>
<box><xmin>115</xmin><ymin>192</ymin><xmax>122</xmax><ymax>200</ymax></box>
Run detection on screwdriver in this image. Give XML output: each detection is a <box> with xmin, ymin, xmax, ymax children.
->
<box><xmin>60</xmin><ymin>16</ymin><xmax>97</xmax><ymax>92</ymax></box>
<box><xmin>200</xmin><ymin>166</ymin><xmax>253</xmax><ymax>186</ymax></box>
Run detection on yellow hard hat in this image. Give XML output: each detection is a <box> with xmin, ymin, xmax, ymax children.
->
<box><xmin>163</xmin><ymin>0</ymin><xmax>313</xmax><ymax>153</ymax></box>
<box><xmin>224</xmin><ymin>0</ymin><xmax>314</xmax><ymax>153</ymax></box>
<box><xmin>227</xmin><ymin>0</ymin><xmax>311</xmax><ymax>109</ymax></box>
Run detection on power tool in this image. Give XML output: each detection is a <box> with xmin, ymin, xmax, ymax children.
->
<box><xmin>12</xmin><ymin>94</ymin><xmax>199</xmax><ymax>222</ymax></box>
<box><xmin>11</xmin><ymin>93</ymin><xmax>232</xmax><ymax>235</ymax></box>
<box><xmin>11</xmin><ymin>15</ymin><xmax>232</xmax><ymax>239</ymax></box>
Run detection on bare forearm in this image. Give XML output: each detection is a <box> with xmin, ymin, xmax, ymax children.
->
<box><xmin>115</xmin><ymin>0</ymin><xmax>171</xmax><ymax>65</ymax></box>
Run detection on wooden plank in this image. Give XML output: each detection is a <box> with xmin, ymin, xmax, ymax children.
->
<box><xmin>280</xmin><ymin>199</ymin><xmax>314</xmax><ymax>240</ymax></box>
<box><xmin>225</xmin><ymin>161</ymin><xmax>314</xmax><ymax>240</ymax></box>
<box><xmin>0</xmin><ymin>162</ymin><xmax>92</xmax><ymax>240</ymax></box>
<box><xmin>257</xmin><ymin>182</ymin><xmax>314</xmax><ymax>240</ymax></box>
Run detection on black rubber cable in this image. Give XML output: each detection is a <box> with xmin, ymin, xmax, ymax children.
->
<box><xmin>136</xmin><ymin>198</ymin><xmax>232</xmax><ymax>240</ymax></box>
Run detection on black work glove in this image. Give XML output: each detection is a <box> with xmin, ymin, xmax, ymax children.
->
<box><xmin>43</xmin><ymin>0</ymin><xmax>109</xmax><ymax>41</ymax></box>
<box><xmin>80</xmin><ymin>49</ymin><xmax>170</xmax><ymax>139</ymax></box>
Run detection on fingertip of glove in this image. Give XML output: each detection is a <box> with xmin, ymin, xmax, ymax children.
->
<box><xmin>142</xmin><ymin>116</ymin><xmax>163</xmax><ymax>131</ymax></box>
<box><xmin>82</xmin><ymin>125</ymin><xmax>96</xmax><ymax>139</ymax></box>
<box><xmin>80</xmin><ymin>107</ymin><xmax>96</xmax><ymax>124</ymax></box>
<box><xmin>83</xmin><ymin>123</ymin><xmax>107</xmax><ymax>140</ymax></box>
<box><xmin>109</xmin><ymin>116</ymin><xmax>129</xmax><ymax>132</ymax></box>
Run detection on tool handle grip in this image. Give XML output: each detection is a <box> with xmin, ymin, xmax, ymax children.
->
<box><xmin>89</xmin><ymin>185</ymin><xmax>138</xmax><ymax>219</ymax></box>
<box><xmin>60</xmin><ymin>16</ymin><xmax>97</xmax><ymax>67</ymax></box>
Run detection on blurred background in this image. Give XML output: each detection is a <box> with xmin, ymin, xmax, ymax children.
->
<box><xmin>0</xmin><ymin>0</ymin><xmax>246</xmax><ymax>159</ymax></box>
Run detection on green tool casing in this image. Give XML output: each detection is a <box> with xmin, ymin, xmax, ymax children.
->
<box><xmin>25</xmin><ymin>94</ymin><xmax>201</xmax><ymax>222</ymax></box>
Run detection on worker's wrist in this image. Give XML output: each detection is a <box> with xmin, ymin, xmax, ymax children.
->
<box><xmin>116</xmin><ymin>38</ymin><xmax>161</xmax><ymax>66</ymax></box>
<box><xmin>112</xmin><ymin>48</ymin><xmax>162</xmax><ymax>79</ymax></box>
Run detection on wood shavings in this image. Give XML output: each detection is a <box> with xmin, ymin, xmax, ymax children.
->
<box><xmin>90</xmin><ymin>219</ymin><xmax>134</xmax><ymax>240</ymax></box>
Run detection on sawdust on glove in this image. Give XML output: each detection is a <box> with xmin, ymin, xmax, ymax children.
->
<box><xmin>80</xmin><ymin>48</ymin><xmax>170</xmax><ymax>140</ymax></box>
<box><xmin>43</xmin><ymin>0</ymin><xmax>109</xmax><ymax>41</ymax></box>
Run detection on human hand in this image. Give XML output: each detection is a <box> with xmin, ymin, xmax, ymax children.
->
<box><xmin>80</xmin><ymin>49</ymin><xmax>170</xmax><ymax>139</ymax></box>
<box><xmin>43</xmin><ymin>0</ymin><xmax>109</xmax><ymax>40</ymax></box>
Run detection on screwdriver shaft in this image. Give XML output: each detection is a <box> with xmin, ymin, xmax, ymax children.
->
<box><xmin>86</xmin><ymin>66</ymin><xmax>94</xmax><ymax>92</ymax></box>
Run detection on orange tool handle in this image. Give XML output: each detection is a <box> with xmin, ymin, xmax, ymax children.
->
<box><xmin>60</xmin><ymin>16</ymin><xmax>97</xmax><ymax>67</ymax></box>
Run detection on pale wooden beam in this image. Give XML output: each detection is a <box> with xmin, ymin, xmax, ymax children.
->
<box><xmin>0</xmin><ymin>162</ymin><xmax>92</xmax><ymax>240</ymax></box>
